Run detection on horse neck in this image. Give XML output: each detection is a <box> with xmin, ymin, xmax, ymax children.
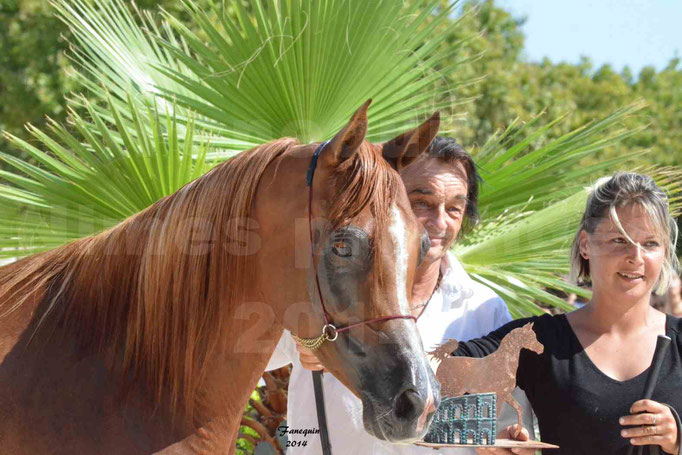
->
<box><xmin>248</xmin><ymin>144</ymin><xmax>328</xmax><ymax>324</ymax></box>
<box><xmin>496</xmin><ymin>332</ymin><xmax>527</xmax><ymax>368</ymax></box>
<box><xmin>5</xmin><ymin>138</ymin><xmax>300</xmax><ymax>422</ymax></box>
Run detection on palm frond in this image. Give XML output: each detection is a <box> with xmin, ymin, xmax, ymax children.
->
<box><xmin>54</xmin><ymin>0</ymin><xmax>473</xmax><ymax>149</ymax></box>
<box><xmin>1</xmin><ymin>0</ymin><xmax>473</xmax><ymax>258</ymax></box>
<box><xmin>54</xmin><ymin>0</ymin><xmax>196</xmax><ymax>114</ymax></box>
<box><xmin>474</xmin><ymin>102</ymin><xmax>650</xmax><ymax>219</ymax></box>
<box><xmin>156</xmin><ymin>0</ymin><xmax>469</xmax><ymax>144</ymax></box>
<box><xmin>0</xmin><ymin>95</ymin><xmax>213</xmax><ymax>257</ymax></box>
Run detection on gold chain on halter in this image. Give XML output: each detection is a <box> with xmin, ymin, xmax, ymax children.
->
<box><xmin>292</xmin><ymin>324</ymin><xmax>338</xmax><ymax>351</ymax></box>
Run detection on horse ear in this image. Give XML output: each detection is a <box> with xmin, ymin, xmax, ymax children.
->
<box><xmin>381</xmin><ymin>112</ymin><xmax>440</xmax><ymax>171</ymax></box>
<box><xmin>323</xmin><ymin>99</ymin><xmax>371</xmax><ymax>166</ymax></box>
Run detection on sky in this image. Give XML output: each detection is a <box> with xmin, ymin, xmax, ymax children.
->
<box><xmin>495</xmin><ymin>0</ymin><xmax>682</xmax><ymax>75</ymax></box>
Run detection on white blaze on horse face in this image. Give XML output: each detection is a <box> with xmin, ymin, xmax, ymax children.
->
<box><xmin>389</xmin><ymin>204</ymin><xmax>411</xmax><ymax>315</ymax></box>
<box><xmin>417</xmin><ymin>378</ymin><xmax>436</xmax><ymax>433</ymax></box>
<box><xmin>390</xmin><ymin>204</ymin><xmax>435</xmax><ymax>438</ymax></box>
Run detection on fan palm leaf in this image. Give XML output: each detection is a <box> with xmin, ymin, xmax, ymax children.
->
<box><xmin>1</xmin><ymin>0</ymin><xmax>473</xmax><ymax>255</ymax></box>
<box><xmin>0</xmin><ymin>94</ymin><xmax>213</xmax><ymax>257</ymax></box>
<box><xmin>54</xmin><ymin>0</ymin><xmax>473</xmax><ymax>152</ymax></box>
<box><xmin>154</xmin><ymin>0</ymin><xmax>468</xmax><ymax>143</ymax></box>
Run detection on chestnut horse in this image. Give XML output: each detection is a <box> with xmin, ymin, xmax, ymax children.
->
<box><xmin>0</xmin><ymin>101</ymin><xmax>443</xmax><ymax>454</ymax></box>
<box><xmin>429</xmin><ymin>323</ymin><xmax>543</xmax><ymax>428</ymax></box>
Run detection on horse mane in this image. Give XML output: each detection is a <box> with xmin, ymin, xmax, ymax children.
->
<box><xmin>0</xmin><ymin>138</ymin><xmax>297</xmax><ymax>418</ymax></box>
<box><xmin>428</xmin><ymin>339</ymin><xmax>460</xmax><ymax>361</ymax></box>
<box><xmin>0</xmin><ymin>137</ymin><xmax>402</xmax><ymax>419</ymax></box>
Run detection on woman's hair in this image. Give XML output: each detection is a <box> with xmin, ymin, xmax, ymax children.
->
<box><xmin>426</xmin><ymin>136</ymin><xmax>481</xmax><ymax>233</ymax></box>
<box><xmin>570</xmin><ymin>172</ymin><xmax>679</xmax><ymax>295</ymax></box>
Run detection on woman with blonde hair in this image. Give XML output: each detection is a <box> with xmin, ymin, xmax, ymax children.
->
<box><xmin>455</xmin><ymin>172</ymin><xmax>682</xmax><ymax>455</ymax></box>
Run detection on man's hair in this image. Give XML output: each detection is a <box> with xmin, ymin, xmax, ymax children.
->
<box><xmin>426</xmin><ymin>136</ymin><xmax>481</xmax><ymax>233</ymax></box>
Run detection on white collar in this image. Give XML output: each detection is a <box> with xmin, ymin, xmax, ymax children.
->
<box><xmin>438</xmin><ymin>251</ymin><xmax>475</xmax><ymax>310</ymax></box>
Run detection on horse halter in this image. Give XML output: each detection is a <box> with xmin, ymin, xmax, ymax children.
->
<box><xmin>292</xmin><ymin>141</ymin><xmax>417</xmax><ymax>350</ymax></box>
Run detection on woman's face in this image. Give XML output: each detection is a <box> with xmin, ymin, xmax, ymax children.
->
<box><xmin>580</xmin><ymin>203</ymin><xmax>666</xmax><ymax>301</ymax></box>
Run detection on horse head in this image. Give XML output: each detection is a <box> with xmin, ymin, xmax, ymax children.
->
<box><xmin>266</xmin><ymin>100</ymin><xmax>442</xmax><ymax>442</ymax></box>
<box><xmin>0</xmin><ymin>98</ymin><xmax>448</xmax><ymax>451</ymax></box>
<box><xmin>518</xmin><ymin>322</ymin><xmax>544</xmax><ymax>355</ymax></box>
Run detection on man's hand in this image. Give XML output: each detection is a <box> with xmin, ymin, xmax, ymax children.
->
<box><xmin>295</xmin><ymin>341</ymin><xmax>326</xmax><ymax>371</ymax></box>
<box><xmin>476</xmin><ymin>424</ymin><xmax>534</xmax><ymax>455</ymax></box>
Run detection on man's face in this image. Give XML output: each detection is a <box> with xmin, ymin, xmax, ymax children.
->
<box><xmin>399</xmin><ymin>157</ymin><xmax>468</xmax><ymax>264</ymax></box>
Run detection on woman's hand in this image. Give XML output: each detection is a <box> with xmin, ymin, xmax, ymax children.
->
<box><xmin>295</xmin><ymin>341</ymin><xmax>326</xmax><ymax>372</ymax></box>
<box><xmin>476</xmin><ymin>424</ymin><xmax>535</xmax><ymax>455</ymax></box>
<box><xmin>620</xmin><ymin>399</ymin><xmax>680</xmax><ymax>454</ymax></box>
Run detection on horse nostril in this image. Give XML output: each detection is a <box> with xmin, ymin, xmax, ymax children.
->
<box><xmin>393</xmin><ymin>388</ymin><xmax>423</xmax><ymax>421</ymax></box>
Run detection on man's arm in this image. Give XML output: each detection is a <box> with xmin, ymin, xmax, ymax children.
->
<box><xmin>492</xmin><ymin>296</ymin><xmax>513</xmax><ymax>328</ymax></box>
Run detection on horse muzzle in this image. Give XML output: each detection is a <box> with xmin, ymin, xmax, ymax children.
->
<box><xmin>361</xmin><ymin>377</ymin><xmax>440</xmax><ymax>442</ymax></box>
<box><xmin>357</xmin><ymin>341</ymin><xmax>441</xmax><ymax>443</ymax></box>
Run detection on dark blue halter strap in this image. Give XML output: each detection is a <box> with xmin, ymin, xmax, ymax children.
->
<box><xmin>306</xmin><ymin>141</ymin><xmax>329</xmax><ymax>187</ymax></box>
<box><xmin>305</xmin><ymin>139</ymin><xmax>334</xmax><ymax>455</ymax></box>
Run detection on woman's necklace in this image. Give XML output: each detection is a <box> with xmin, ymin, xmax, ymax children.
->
<box><xmin>410</xmin><ymin>270</ymin><xmax>443</xmax><ymax>319</ymax></box>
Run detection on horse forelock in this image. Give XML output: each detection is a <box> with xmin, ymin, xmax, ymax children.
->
<box><xmin>327</xmin><ymin>141</ymin><xmax>400</xmax><ymax>230</ymax></box>
<box><xmin>0</xmin><ymin>137</ymin><xmax>299</xmax><ymax>420</ymax></box>
<box><xmin>327</xmin><ymin>142</ymin><xmax>402</xmax><ymax>294</ymax></box>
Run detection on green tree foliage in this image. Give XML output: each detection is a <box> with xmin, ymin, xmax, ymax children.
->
<box><xmin>418</xmin><ymin>0</ymin><xmax>682</xmax><ymax>167</ymax></box>
<box><xmin>0</xmin><ymin>0</ymin><xmax>217</xmax><ymax>167</ymax></box>
<box><xmin>2</xmin><ymin>0</ymin><xmax>680</xmax><ymax>166</ymax></box>
<box><xmin>0</xmin><ymin>0</ymin><xmax>73</xmax><ymax>159</ymax></box>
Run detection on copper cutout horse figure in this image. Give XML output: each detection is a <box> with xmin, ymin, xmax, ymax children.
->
<box><xmin>429</xmin><ymin>323</ymin><xmax>543</xmax><ymax>428</ymax></box>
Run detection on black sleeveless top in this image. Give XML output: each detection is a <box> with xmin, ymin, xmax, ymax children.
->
<box><xmin>452</xmin><ymin>313</ymin><xmax>682</xmax><ymax>455</ymax></box>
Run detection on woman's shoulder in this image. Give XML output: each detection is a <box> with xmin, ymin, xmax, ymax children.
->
<box><xmin>507</xmin><ymin>312</ymin><xmax>565</xmax><ymax>331</ymax></box>
<box><xmin>504</xmin><ymin>312</ymin><xmax>576</xmax><ymax>349</ymax></box>
<box><xmin>666</xmin><ymin>313</ymin><xmax>682</xmax><ymax>340</ymax></box>
<box><xmin>491</xmin><ymin>313</ymin><xmax>566</xmax><ymax>341</ymax></box>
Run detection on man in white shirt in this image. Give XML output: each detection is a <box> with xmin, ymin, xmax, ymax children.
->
<box><xmin>266</xmin><ymin>137</ymin><xmax>533</xmax><ymax>454</ymax></box>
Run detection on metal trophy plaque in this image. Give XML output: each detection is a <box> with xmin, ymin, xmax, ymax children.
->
<box><xmin>416</xmin><ymin>323</ymin><xmax>559</xmax><ymax>450</ymax></box>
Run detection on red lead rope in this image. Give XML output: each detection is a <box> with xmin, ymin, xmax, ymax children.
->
<box><xmin>304</xmin><ymin>141</ymin><xmax>416</xmax><ymax>344</ymax></box>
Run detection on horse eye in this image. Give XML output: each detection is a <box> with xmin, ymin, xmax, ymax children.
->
<box><xmin>332</xmin><ymin>242</ymin><xmax>352</xmax><ymax>257</ymax></box>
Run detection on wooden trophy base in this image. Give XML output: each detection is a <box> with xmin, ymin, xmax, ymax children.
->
<box><xmin>415</xmin><ymin>439</ymin><xmax>559</xmax><ymax>450</ymax></box>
